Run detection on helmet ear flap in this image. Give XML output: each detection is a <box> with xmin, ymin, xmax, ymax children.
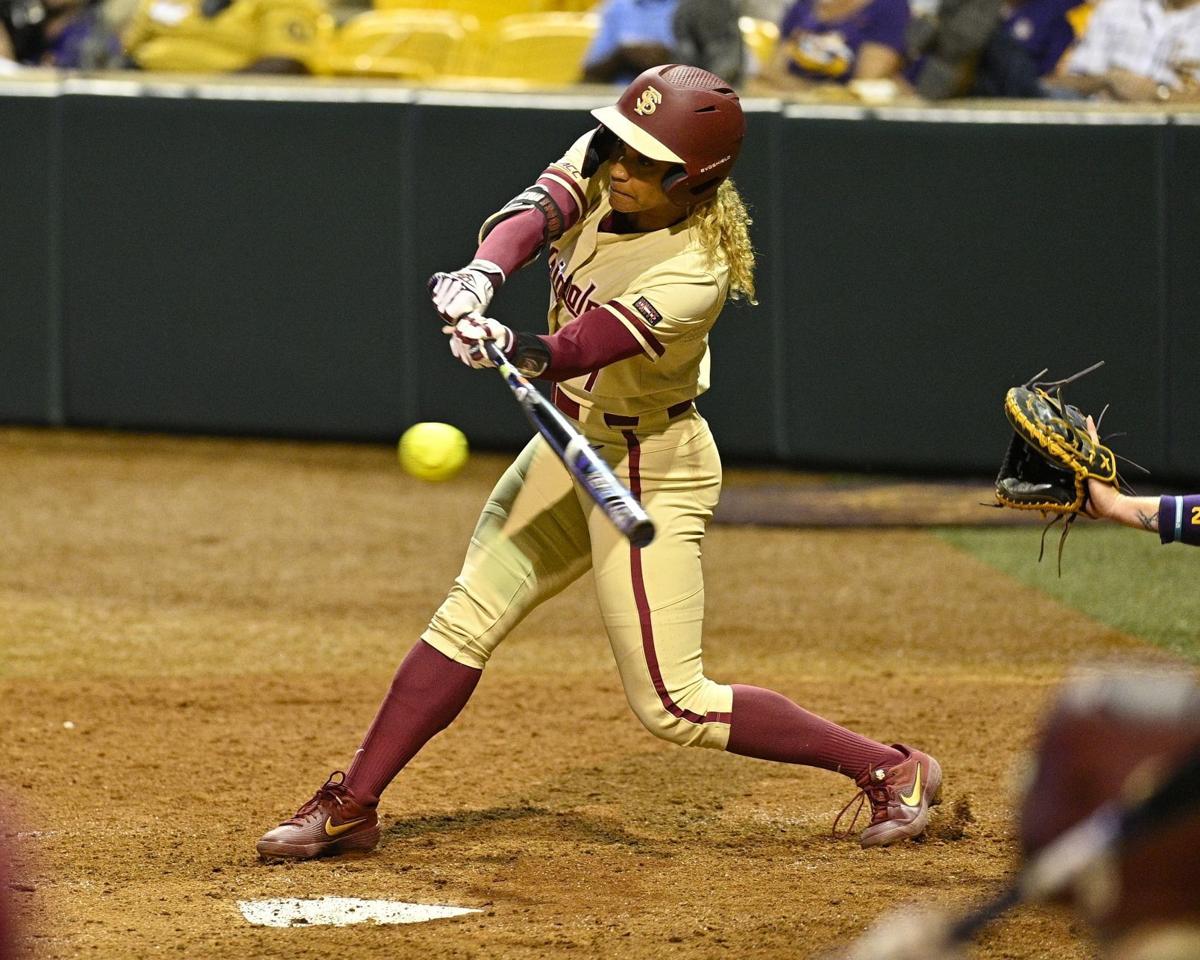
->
<box><xmin>583</xmin><ymin>125</ymin><xmax>618</xmax><ymax>178</ymax></box>
<box><xmin>661</xmin><ymin>165</ymin><xmax>688</xmax><ymax>204</ymax></box>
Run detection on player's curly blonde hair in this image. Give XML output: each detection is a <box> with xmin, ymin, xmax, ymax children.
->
<box><xmin>690</xmin><ymin>180</ymin><xmax>757</xmax><ymax>304</ymax></box>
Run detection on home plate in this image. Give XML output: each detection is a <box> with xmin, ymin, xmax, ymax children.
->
<box><xmin>238</xmin><ymin>897</ymin><xmax>482</xmax><ymax>927</ymax></box>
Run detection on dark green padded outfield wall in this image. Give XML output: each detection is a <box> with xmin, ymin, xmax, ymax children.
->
<box><xmin>0</xmin><ymin>81</ymin><xmax>1194</xmax><ymax>481</ymax></box>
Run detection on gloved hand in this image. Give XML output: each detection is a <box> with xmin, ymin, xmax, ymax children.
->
<box><xmin>428</xmin><ymin>259</ymin><xmax>504</xmax><ymax>323</ymax></box>
<box><xmin>443</xmin><ymin>314</ymin><xmax>515</xmax><ymax>369</ymax></box>
<box><xmin>993</xmin><ymin>362</ymin><xmax>1121</xmax><ymax>574</ymax></box>
<box><xmin>994</xmin><ymin>373</ymin><xmax>1118</xmax><ymax>515</ymax></box>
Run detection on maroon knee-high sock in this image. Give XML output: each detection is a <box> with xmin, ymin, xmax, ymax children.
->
<box><xmin>344</xmin><ymin>640</ymin><xmax>481</xmax><ymax>806</ymax></box>
<box><xmin>725</xmin><ymin>684</ymin><xmax>904</xmax><ymax>781</ymax></box>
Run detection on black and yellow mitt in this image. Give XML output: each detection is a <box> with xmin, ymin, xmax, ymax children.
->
<box><xmin>994</xmin><ymin>362</ymin><xmax>1120</xmax><ymax>571</ymax></box>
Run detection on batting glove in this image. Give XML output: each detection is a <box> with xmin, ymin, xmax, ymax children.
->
<box><xmin>443</xmin><ymin>314</ymin><xmax>515</xmax><ymax>369</ymax></box>
<box><xmin>428</xmin><ymin>259</ymin><xmax>504</xmax><ymax>323</ymax></box>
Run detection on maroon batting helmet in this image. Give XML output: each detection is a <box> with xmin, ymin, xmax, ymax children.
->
<box><xmin>587</xmin><ymin>63</ymin><xmax>745</xmax><ymax>206</ymax></box>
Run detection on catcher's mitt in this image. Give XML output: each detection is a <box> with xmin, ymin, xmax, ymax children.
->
<box><xmin>994</xmin><ymin>362</ymin><xmax>1121</xmax><ymax>572</ymax></box>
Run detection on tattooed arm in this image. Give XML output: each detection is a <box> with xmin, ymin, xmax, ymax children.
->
<box><xmin>1086</xmin><ymin>479</ymin><xmax>1161</xmax><ymax>532</ymax></box>
<box><xmin>1085</xmin><ymin>416</ymin><xmax>1200</xmax><ymax>545</ymax></box>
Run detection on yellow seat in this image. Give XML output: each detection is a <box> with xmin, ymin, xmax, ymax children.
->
<box><xmin>325</xmin><ymin>8</ymin><xmax>479</xmax><ymax>77</ymax></box>
<box><xmin>472</xmin><ymin>11</ymin><xmax>597</xmax><ymax>84</ymax></box>
<box><xmin>372</xmin><ymin>0</ymin><xmax>539</xmax><ymax>24</ymax></box>
<box><xmin>124</xmin><ymin>0</ymin><xmax>335</xmax><ymax>73</ymax></box>
<box><xmin>739</xmin><ymin>15</ymin><xmax>779</xmax><ymax>73</ymax></box>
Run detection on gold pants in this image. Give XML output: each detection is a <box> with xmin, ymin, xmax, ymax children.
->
<box><xmin>422</xmin><ymin>410</ymin><xmax>733</xmax><ymax>750</ymax></box>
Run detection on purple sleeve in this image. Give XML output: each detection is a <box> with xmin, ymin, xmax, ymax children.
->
<box><xmin>861</xmin><ymin>0</ymin><xmax>910</xmax><ymax>54</ymax></box>
<box><xmin>1158</xmin><ymin>494</ymin><xmax>1200</xmax><ymax>546</ymax></box>
<box><xmin>779</xmin><ymin>0</ymin><xmax>806</xmax><ymax>36</ymax></box>
<box><xmin>1032</xmin><ymin>14</ymin><xmax>1076</xmax><ymax>75</ymax></box>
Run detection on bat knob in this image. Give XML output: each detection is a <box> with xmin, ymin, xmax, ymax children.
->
<box><xmin>629</xmin><ymin>520</ymin><xmax>656</xmax><ymax>549</ymax></box>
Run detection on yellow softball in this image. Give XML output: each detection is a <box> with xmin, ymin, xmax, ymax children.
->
<box><xmin>397</xmin><ymin>422</ymin><xmax>469</xmax><ymax>482</ymax></box>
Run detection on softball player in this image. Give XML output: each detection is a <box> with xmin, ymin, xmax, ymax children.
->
<box><xmin>257</xmin><ymin>64</ymin><xmax>941</xmax><ymax>860</ymax></box>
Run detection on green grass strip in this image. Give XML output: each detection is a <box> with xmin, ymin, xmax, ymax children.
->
<box><xmin>936</xmin><ymin>524</ymin><xmax>1200</xmax><ymax>661</ymax></box>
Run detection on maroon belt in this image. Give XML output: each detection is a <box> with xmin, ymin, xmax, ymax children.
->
<box><xmin>551</xmin><ymin>386</ymin><xmax>693</xmax><ymax>428</ymax></box>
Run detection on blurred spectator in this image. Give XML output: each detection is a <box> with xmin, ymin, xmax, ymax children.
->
<box><xmin>52</xmin><ymin>0</ymin><xmax>123</xmax><ymax>65</ymax></box>
<box><xmin>674</xmin><ymin>0</ymin><xmax>744</xmax><ymax>81</ymax></box>
<box><xmin>2</xmin><ymin>0</ymin><xmax>121</xmax><ymax>66</ymax></box>
<box><xmin>1</xmin><ymin>0</ymin><xmax>42</xmax><ymax>63</ymax></box>
<box><xmin>756</xmin><ymin>0</ymin><xmax>909</xmax><ymax>87</ymax></box>
<box><xmin>122</xmin><ymin>0</ymin><xmax>330</xmax><ymax>73</ymax></box>
<box><xmin>741</xmin><ymin>0</ymin><xmax>789</xmax><ymax>17</ymax></box>
<box><xmin>582</xmin><ymin>0</ymin><xmax>678</xmax><ymax>83</ymax></box>
<box><xmin>1043</xmin><ymin>0</ymin><xmax>1200</xmax><ymax>100</ymax></box>
<box><xmin>978</xmin><ymin>0</ymin><xmax>1081</xmax><ymax>93</ymax></box>
<box><xmin>908</xmin><ymin>0</ymin><xmax>1082</xmax><ymax>97</ymax></box>
<box><xmin>582</xmin><ymin>0</ymin><xmax>744</xmax><ymax>84</ymax></box>
<box><xmin>1001</xmin><ymin>0</ymin><xmax>1080</xmax><ymax>74</ymax></box>
<box><xmin>905</xmin><ymin>0</ymin><xmax>999</xmax><ymax>96</ymax></box>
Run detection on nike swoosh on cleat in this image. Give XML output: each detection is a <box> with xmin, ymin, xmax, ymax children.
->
<box><xmin>324</xmin><ymin>816</ymin><xmax>368</xmax><ymax>837</ymax></box>
<box><xmin>899</xmin><ymin>766</ymin><xmax>923</xmax><ymax>807</ymax></box>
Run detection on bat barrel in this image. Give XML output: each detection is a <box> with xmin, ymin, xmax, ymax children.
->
<box><xmin>483</xmin><ymin>340</ymin><xmax>656</xmax><ymax>549</ymax></box>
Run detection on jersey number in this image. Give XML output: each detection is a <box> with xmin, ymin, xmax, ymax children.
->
<box><xmin>1190</xmin><ymin>506</ymin><xmax>1200</xmax><ymax>525</ymax></box>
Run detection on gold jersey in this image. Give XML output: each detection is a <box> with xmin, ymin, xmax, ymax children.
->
<box><xmin>532</xmin><ymin>131</ymin><xmax>732</xmax><ymax>420</ymax></box>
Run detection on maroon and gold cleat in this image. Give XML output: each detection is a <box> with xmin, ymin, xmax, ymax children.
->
<box><xmin>834</xmin><ymin>744</ymin><xmax>943</xmax><ymax>848</ymax></box>
<box><xmin>257</xmin><ymin>771</ymin><xmax>379</xmax><ymax>860</ymax></box>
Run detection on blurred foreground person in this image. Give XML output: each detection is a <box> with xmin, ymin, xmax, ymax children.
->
<box><xmin>1019</xmin><ymin>669</ymin><xmax>1200</xmax><ymax>959</ymax></box>
<box><xmin>836</xmin><ymin>668</ymin><xmax>1200</xmax><ymax>960</ymax></box>
<box><xmin>0</xmin><ymin>821</ymin><xmax>18</xmax><ymax>960</ymax></box>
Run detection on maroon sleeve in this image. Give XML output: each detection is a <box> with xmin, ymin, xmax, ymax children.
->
<box><xmin>474</xmin><ymin>208</ymin><xmax>546</xmax><ymax>281</ymax></box>
<box><xmin>536</xmin><ymin>306</ymin><xmax>644</xmax><ymax>381</ymax></box>
<box><xmin>538</xmin><ymin>166</ymin><xmax>587</xmax><ymax>225</ymax></box>
<box><xmin>474</xmin><ymin>172</ymin><xmax>585</xmax><ymax>281</ymax></box>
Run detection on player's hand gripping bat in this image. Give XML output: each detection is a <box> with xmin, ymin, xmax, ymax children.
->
<box><xmin>482</xmin><ymin>341</ymin><xmax>656</xmax><ymax>549</ymax></box>
<box><xmin>833</xmin><ymin>743</ymin><xmax>1200</xmax><ymax>960</ymax></box>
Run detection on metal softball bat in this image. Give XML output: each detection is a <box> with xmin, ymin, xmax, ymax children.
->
<box><xmin>483</xmin><ymin>341</ymin><xmax>655</xmax><ymax>548</ymax></box>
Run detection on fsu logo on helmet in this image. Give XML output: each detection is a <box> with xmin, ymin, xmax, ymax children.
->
<box><xmin>633</xmin><ymin>86</ymin><xmax>663</xmax><ymax>116</ymax></box>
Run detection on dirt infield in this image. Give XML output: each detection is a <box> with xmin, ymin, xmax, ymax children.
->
<box><xmin>0</xmin><ymin>428</ymin><xmax>1176</xmax><ymax>959</ymax></box>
